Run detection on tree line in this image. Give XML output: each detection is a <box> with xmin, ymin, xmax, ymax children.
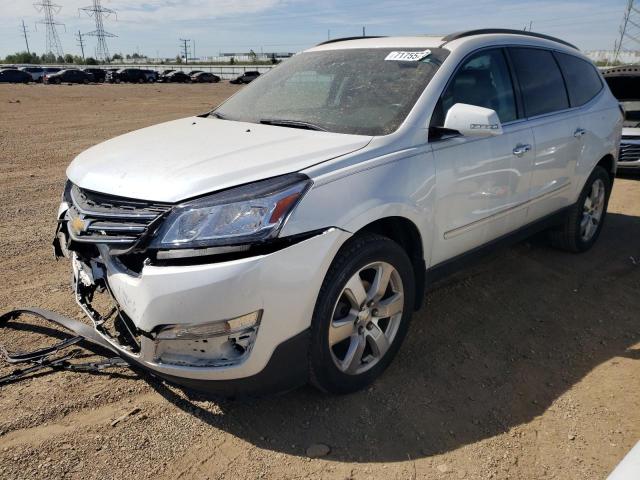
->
<box><xmin>3</xmin><ymin>51</ymin><xmax>99</xmax><ymax>65</ymax></box>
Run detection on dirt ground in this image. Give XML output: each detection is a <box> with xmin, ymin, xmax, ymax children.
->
<box><xmin>0</xmin><ymin>84</ymin><xmax>638</xmax><ymax>480</ymax></box>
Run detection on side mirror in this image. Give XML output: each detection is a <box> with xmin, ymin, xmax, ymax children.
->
<box><xmin>443</xmin><ymin>103</ymin><xmax>503</xmax><ymax>137</ymax></box>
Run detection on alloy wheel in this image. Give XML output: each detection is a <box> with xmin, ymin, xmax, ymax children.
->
<box><xmin>329</xmin><ymin>261</ymin><xmax>404</xmax><ymax>375</ymax></box>
<box><xmin>581</xmin><ymin>178</ymin><xmax>606</xmax><ymax>242</ymax></box>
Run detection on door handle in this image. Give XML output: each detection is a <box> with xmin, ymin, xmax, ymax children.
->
<box><xmin>574</xmin><ymin>128</ymin><xmax>587</xmax><ymax>138</ymax></box>
<box><xmin>512</xmin><ymin>144</ymin><xmax>532</xmax><ymax>157</ymax></box>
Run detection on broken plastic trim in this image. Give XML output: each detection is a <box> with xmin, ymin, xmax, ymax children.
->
<box><xmin>0</xmin><ymin>308</ymin><xmax>129</xmax><ymax>387</ymax></box>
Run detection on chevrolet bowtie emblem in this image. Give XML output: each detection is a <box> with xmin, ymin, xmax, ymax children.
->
<box><xmin>70</xmin><ymin>216</ymin><xmax>88</xmax><ymax>235</ymax></box>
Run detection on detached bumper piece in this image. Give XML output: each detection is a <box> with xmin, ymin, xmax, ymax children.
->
<box><xmin>0</xmin><ymin>308</ymin><xmax>129</xmax><ymax>387</ymax></box>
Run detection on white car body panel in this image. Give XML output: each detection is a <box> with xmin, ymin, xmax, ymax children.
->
<box><xmin>66</xmin><ymin>116</ymin><xmax>372</xmax><ymax>202</ymax></box>
<box><xmin>429</xmin><ymin>123</ymin><xmax>536</xmax><ymax>264</ymax></box>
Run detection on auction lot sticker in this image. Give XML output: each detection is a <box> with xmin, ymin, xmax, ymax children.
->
<box><xmin>385</xmin><ymin>49</ymin><xmax>431</xmax><ymax>61</ymax></box>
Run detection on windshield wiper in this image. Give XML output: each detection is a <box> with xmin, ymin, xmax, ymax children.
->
<box><xmin>259</xmin><ymin>119</ymin><xmax>327</xmax><ymax>131</ymax></box>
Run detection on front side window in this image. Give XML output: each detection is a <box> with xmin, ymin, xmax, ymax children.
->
<box><xmin>555</xmin><ymin>52</ymin><xmax>603</xmax><ymax>107</ymax></box>
<box><xmin>433</xmin><ymin>48</ymin><xmax>518</xmax><ymax>127</ymax></box>
<box><xmin>214</xmin><ymin>48</ymin><xmax>449</xmax><ymax>136</ymax></box>
<box><xmin>509</xmin><ymin>47</ymin><xmax>569</xmax><ymax>117</ymax></box>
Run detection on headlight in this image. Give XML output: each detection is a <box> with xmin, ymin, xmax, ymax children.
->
<box><xmin>150</xmin><ymin>173</ymin><xmax>311</xmax><ymax>249</ymax></box>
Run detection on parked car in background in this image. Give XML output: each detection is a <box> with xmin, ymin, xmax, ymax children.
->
<box><xmin>53</xmin><ymin>30</ymin><xmax>622</xmax><ymax>396</ymax></box>
<box><xmin>604</xmin><ymin>65</ymin><xmax>640</xmax><ymax>171</ymax></box>
<box><xmin>160</xmin><ymin>69</ymin><xmax>175</xmax><ymax>76</ymax></box>
<box><xmin>191</xmin><ymin>72</ymin><xmax>221</xmax><ymax>83</ymax></box>
<box><xmin>43</xmin><ymin>67</ymin><xmax>61</xmax><ymax>76</ymax></box>
<box><xmin>141</xmin><ymin>69</ymin><xmax>159</xmax><ymax>82</ymax></box>
<box><xmin>44</xmin><ymin>69</ymin><xmax>94</xmax><ymax>84</ymax></box>
<box><xmin>187</xmin><ymin>70</ymin><xmax>204</xmax><ymax>76</ymax></box>
<box><xmin>0</xmin><ymin>69</ymin><xmax>32</xmax><ymax>83</ymax></box>
<box><xmin>20</xmin><ymin>66</ymin><xmax>45</xmax><ymax>82</ymax></box>
<box><xmin>83</xmin><ymin>68</ymin><xmax>106</xmax><ymax>83</ymax></box>
<box><xmin>159</xmin><ymin>70</ymin><xmax>191</xmax><ymax>83</ymax></box>
<box><xmin>229</xmin><ymin>70</ymin><xmax>261</xmax><ymax>84</ymax></box>
<box><xmin>106</xmin><ymin>68</ymin><xmax>148</xmax><ymax>83</ymax></box>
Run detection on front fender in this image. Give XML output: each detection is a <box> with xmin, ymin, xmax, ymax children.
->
<box><xmin>283</xmin><ymin>149</ymin><xmax>436</xmax><ymax>265</ymax></box>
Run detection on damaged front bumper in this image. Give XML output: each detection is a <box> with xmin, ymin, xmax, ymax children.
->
<box><xmin>53</xmin><ymin>203</ymin><xmax>349</xmax><ymax>395</ymax></box>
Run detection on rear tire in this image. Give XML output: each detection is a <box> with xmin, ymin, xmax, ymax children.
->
<box><xmin>309</xmin><ymin>233</ymin><xmax>415</xmax><ymax>394</ymax></box>
<box><xmin>548</xmin><ymin>166</ymin><xmax>611</xmax><ymax>252</ymax></box>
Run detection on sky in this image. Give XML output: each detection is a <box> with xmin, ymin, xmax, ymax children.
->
<box><xmin>0</xmin><ymin>0</ymin><xmax>630</xmax><ymax>59</ymax></box>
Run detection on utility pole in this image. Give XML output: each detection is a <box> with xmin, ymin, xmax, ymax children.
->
<box><xmin>80</xmin><ymin>0</ymin><xmax>117</xmax><ymax>62</ymax></box>
<box><xmin>76</xmin><ymin>30</ymin><xmax>85</xmax><ymax>59</ymax></box>
<box><xmin>362</xmin><ymin>26</ymin><xmax>366</xmax><ymax>37</ymax></box>
<box><xmin>21</xmin><ymin>20</ymin><xmax>31</xmax><ymax>54</ymax></box>
<box><xmin>327</xmin><ymin>29</ymin><xmax>330</xmax><ymax>41</ymax></box>
<box><xmin>179</xmin><ymin>38</ymin><xmax>191</xmax><ymax>64</ymax></box>
<box><xmin>34</xmin><ymin>0</ymin><xmax>65</xmax><ymax>58</ymax></box>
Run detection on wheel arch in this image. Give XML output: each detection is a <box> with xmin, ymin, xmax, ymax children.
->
<box><xmin>354</xmin><ymin>216</ymin><xmax>426</xmax><ymax>311</ymax></box>
<box><xmin>596</xmin><ymin>154</ymin><xmax>615</xmax><ymax>186</ymax></box>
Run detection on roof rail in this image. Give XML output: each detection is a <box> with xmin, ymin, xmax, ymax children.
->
<box><xmin>316</xmin><ymin>36</ymin><xmax>386</xmax><ymax>46</ymax></box>
<box><xmin>441</xmin><ymin>29</ymin><xmax>578</xmax><ymax>50</ymax></box>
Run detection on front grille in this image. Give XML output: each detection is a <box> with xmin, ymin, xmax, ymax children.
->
<box><xmin>66</xmin><ymin>183</ymin><xmax>171</xmax><ymax>250</ymax></box>
<box><xmin>620</xmin><ymin>141</ymin><xmax>640</xmax><ymax>163</ymax></box>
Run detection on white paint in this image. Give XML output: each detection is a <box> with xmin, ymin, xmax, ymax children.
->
<box><xmin>66</xmin><ymin>117</ymin><xmax>371</xmax><ymax>202</ymax></box>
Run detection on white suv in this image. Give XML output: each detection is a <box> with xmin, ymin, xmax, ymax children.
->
<box><xmin>54</xmin><ymin>29</ymin><xmax>622</xmax><ymax>395</ymax></box>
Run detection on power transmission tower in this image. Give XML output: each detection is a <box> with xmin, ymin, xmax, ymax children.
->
<box><xmin>80</xmin><ymin>0</ymin><xmax>117</xmax><ymax>62</ymax></box>
<box><xmin>77</xmin><ymin>30</ymin><xmax>86</xmax><ymax>60</ymax></box>
<box><xmin>179</xmin><ymin>38</ymin><xmax>191</xmax><ymax>64</ymax></box>
<box><xmin>21</xmin><ymin>20</ymin><xmax>31</xmax><ymax>54</ymax></box>
<box><xmin>34</xmin><ymin>0</ymin><xmax>65</xmax><ymax>58</ymax></box>
<box><xmin>613</xmin><ymin>0</ymin><xmax>640</xmax><ymax>64</ymax></box>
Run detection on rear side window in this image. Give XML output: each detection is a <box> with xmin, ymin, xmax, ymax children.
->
<box><xmin>509</xmin><ymin>48</ymin><xmax>569</xmax><ymax>117</ymax></box>
<box><xmin>555</xmin><ymin>52</ymin><xmax>603</xmax><ymax>107</ymax></box>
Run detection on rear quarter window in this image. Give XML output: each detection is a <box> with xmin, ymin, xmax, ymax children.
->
<box><xmin>555</xmin><ymin>52</ymin><xmax>603</xmax><ymax>107</ymax></box>
<box><xmin>509</xmin><ymin>47</ymin><xmax>569</xmax><ymax>117</ymax></box>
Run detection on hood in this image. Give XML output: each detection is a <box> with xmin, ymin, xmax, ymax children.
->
<box><xmin>67</xmin><ymin>116</ymin><xmax>372</xmax><ymax>203</ymax></box>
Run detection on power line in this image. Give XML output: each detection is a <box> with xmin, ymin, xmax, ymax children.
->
<box><xmin>34</xmin><ymin>0</ymin><xmax>65</xmax><ymax>58</ymax></box>
<box><xmin>20</xmin><ymin>20</ymin><xmax>31</xmax><ymax>54</ymax></box>
<box><xmin>80</xmin><ymin>0</ymin><xmax>117</xmax><ymax>62</ymax></box>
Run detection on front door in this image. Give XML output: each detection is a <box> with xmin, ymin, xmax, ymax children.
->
<box><xmin>429</xmin><ymin>48</ymin><xmax>535</xmax><ymax>265</ymax></box>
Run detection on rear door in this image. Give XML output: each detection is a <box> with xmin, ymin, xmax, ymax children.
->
<box><xmin>508</xmin><ymin>47</ymin><xmax>576</xmax><ymax>220</ymax></box>
<box><xmin>554</xmin><ymin>52</ymin><xmax>607</xmax><ymax>185</ymax></box>
<box><xmin>430</xmin><ymin>48</ymin><xmax>536</xmax><ymax>265</ymax></box>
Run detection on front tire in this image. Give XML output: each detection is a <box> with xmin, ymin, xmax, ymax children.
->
<box><xmin>549</xmin><ymin>165</ymin><xmax>611</xmax><ymax>252</ymax></box>
<box><xmin>309</xmin><ymin>233</ymin><xmax>415</xmax><ymax>394</ymax></box>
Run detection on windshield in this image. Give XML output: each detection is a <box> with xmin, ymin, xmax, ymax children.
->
<box><xmin>214</xmin><ymin>47</ymin><xmax>449</xmax><ymax>136</ymax></box>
